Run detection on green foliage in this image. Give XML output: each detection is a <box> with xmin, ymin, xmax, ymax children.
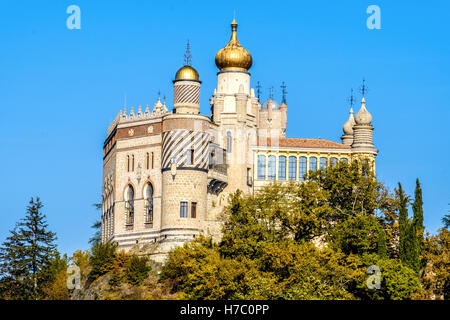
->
<box><xmin>359</xmin><ymin>254</ymin><xmax>420</xmax><ymax>300</ymax></box>
<box><xmin>377</xmin><ymin>229</ymin><xmax>387</xmax><ymax>258</ymax></box>
<box><xmin>423</xmin><ymin>228</ymin><xmax>450</xmax><ymax>299</ymax></box>
<box><xmin>89</xmin><ymin>241</ymin><xmax>117</xmax><ymax>281</ymax></box>
<box><xmin>329</xmin><ymin>215</ymin><xmax>382</xmax><ymax>256</ymax></box>
<box><xmin>0</xmin><ymin>197</ymin><xmax>58</xmax><ymax>300</ymax></box>
<box><xmin>160</xmin><ymin>162</ymin><xmax>424</xmax><ymax>300</ymax></box>
<box><xmin>89</xmin><ymin>203</ymin><xmax>102</xmax><ymax>245</ymax></box>
<box><xmin>125</xmin><ymin>255</ymin><xmax>151</xmax><ymax>286</ymax></box>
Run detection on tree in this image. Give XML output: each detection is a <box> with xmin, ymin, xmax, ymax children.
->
<box><xmin>89</xmin><ymin>241</ymin><xmax>117</xmax><ymax>281</ymax></box>
<box><xmin>377</xmin><ymin>229</ymin><xmax>387</xmax><ymax>259</ymax></box>
<box><xmin>397</xmin><ymin>183</ymin><xmax>409</xmax><ymax>264</ymax></box>
<box><xmin>125</xmin><ymin>255</ymin><xmax>151</xmax><ymax>286</ymax></box>
<box><xmin>423</xmin><ymin>228</ymin><xmax>450</xmax><ymax>299</ymax></box>
<box><xmin>89</xmin><ymin>203</ymin><xmax>102</xmax><ymax>245</ymax></box>
<box><xmin>0</xmin><ymin>197</ymin><xmax>57</xmax><ymax>300</ymax></box>
<box><xmin>412</xmin><ymin>179</ymin><xmax>424</xmax><ymax>243</ymax></box>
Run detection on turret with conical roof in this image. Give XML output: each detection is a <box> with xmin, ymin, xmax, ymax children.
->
<box><xmin>351</xmin><ymin>97</ymin><xmax>377</xmax><ymax>154</ymax></box>
<box><xmin>173</xmin><ymin>41</ymin><xmax>201</xmax><ymax>114</ymax></box>
<box><xmin>341</xmin><ymin>107</ymin><xmax>355</xmax><ymax>145</ymax></box>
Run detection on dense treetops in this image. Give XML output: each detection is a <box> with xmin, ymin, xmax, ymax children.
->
<box><xmin>0</xmin><ymin>162</ymin><xmax>448</xmax><ymax>300</ymax></box>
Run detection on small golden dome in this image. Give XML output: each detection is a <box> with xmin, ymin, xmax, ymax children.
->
<box><xmin>175</xmin><ymin>65</ymin><xmax>200</xmax><ymax>81</ymax></box>
<box><xmin>215</xmin><ymin>19</ymin><xmax>253</xmax><ymax>72</ymax></box>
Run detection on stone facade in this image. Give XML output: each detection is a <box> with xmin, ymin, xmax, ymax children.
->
<box><xmin>101</xmin><ymin>20</ymin><xmax>378</xmax><ymax>261</ymax></box>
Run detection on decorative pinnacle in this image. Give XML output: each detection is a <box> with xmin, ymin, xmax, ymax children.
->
<box><xmin>256</xmin><ymin>81</ymin><xmax>262</xmax><ymax>99</ymax></box>
<box><xmin>281</xmin><ymin>81</ymin><xmax>287</xmax><ymax>104</ymax></box>
<box><xmin>359</xmin><ymin>78</ymin><xmax>369</xmax><ymax>97</ymax></box>
<box><xmin>347</xmin><ymin>88</ymin><xmax>355</xmax><ymax>108</ymax></box>
<box><xmin>269</xmin><ymin>86</ymin><xmax>274</xmax><ymax>100</ymax></box>
<box><xmin>184</xmin><ymin>40</ymin><xmax>192</xmax><ymax>66</ymax></box>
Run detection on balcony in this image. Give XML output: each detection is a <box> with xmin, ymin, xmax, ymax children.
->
<box><xmin>207</xmin><ymin>143</ymin><xmax>228</xmax><ymax>194</ymax></box>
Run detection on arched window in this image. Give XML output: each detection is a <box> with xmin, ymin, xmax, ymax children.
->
<box><xmin>268</xmin><ymin>156</ymin><xmax>276</xmax><ymax>180</ymax></box>
<box><xmin>340</xmin><ymin>158</ymin><xmax>348</xmax><ymax>164</ymax></box>
<box><xmin>226</xmin><ymin>131</ymin><xmax>232</xmax><ymax>153</ymax></box>
<box><xmin>125</xmin><ymin>185</ymin><xmax>134</xmax><ymax>225</ymax></box>
<box><xmin>320</xmin><ymin>157</ymin><xmax>328</xmax><ymax>170</ymax></box>
<box><xmin>144</xmin><ymin>183</ymin><xmax>153</xmax><ymax>224</ymax></box>
<box><xmin>309</xmin><ymin>157</ymin><xmax>317</xmax><ymax>172</ymax></box>
<box><xmin>362</xmin><ymin>159</ymin><xmax>369</xmax><ymax>177</ymax></box>
<box><xmin>288</xmin><ymin>156</ymin><xmax>297</xmax><ymax>180</ymax></box>
<box><xmin>278</xmin><ymin>156</ymin><xmax>286</xmax><ymax>180</ymax></box>
<box><xmin>299</xmin><ymin>157</ymin><xmax>307</xmax><ymax>181</ymax></box>
<box><xmin>257</xmin><ymin>155</ymin><xmax>266</xmax><ymax>180</ymax></box>
<box><xmin>330</xmin><ymin>157</ymin><xmax>338</xmax><ymax>167</ymax></box>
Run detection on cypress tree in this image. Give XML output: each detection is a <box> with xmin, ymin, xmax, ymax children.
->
<box><xmin>0</xmin><ymin>197</ymin><xmax>57</xmax><ymax>299</ymax></box>
<box><xmin>404</xmin><ymin>221</ymin><xmax>420</xmax><ymax>273</ymax></box>
<box><xmin>377</xmin><ymin>228</ymin><xmax>387</xmax><ymax>258</ymax></box>
<box><xmin>397</xmin><ymin>183</ymin><xmax>409</xmax><ymax>263</ymax></box>
<box><xmin>412</xmin><ymin>178</ymin><xmax>424</xmax><ymax>243</ymax></box>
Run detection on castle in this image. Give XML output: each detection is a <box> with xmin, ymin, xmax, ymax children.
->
<box><xmin>101</xmin><ymin>20</ymin><xmax>378</xmax><ymax>260</ymax></box>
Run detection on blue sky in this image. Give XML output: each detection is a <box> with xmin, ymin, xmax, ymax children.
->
<box><xmin>0</xmin><ymin>0</ymin><xmax>449</xmax><ymax>255</ymax></box>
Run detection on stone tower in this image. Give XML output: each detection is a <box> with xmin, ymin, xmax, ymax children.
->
<box><xmin>160</xmin><ymin>58</ymin><xmax>211</xmax><ymax>252</ymax></box>
<box><xmin>210</xmin><ymin>19</ymin><xmax>259</xmax><ymax>194</ymax></box>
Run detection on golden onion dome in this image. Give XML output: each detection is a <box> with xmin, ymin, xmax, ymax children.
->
<box><xmin>215</xmin><ymin>19</ymin><xmax>253</xmax><ymax>72</ymax></box>
<box><xmin>175</xmin><ymin>65</ymin><xmax>200</xmax><ymax>81</ymax></box>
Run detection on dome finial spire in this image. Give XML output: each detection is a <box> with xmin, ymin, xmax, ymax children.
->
<box><xmin>184</xmin><ymin>40</ymin><xmax>192</xmax><ymax>66</ymax></box>
<box><xmin>215</xmin><ymin>19</ymin><xmax>253</xmax><ymax>71</ymax></box>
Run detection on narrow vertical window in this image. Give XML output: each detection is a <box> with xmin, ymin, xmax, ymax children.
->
<box><xmin>191</xmin><ymin>202</ymin><xmax>197</xmax><ymax>218</ymax></box>
<box><xmin>288</xmin><ymin>156</ymin><xmax>297</xmax><ymax>180</ymax></box>
<box><xmin>127</xmin><ymin>155</ymin><xmax>130</xmax><ymax>172</ymax></box>
<box><xmin>132</xmin><ymin>155</ymin><xmax>135</xmax><ymax>171</ymax></box>
<box><xmin>146</xmin><ymin>152</ymin><xmax>149</xmax><ymax>170</ymax></box>
<box><xmin>268</xmin><ymin>155</ymin><xmax>276</xmax><ymax>180</ymax></box>
<box><xmin>309</xmin><ymin>157</ymin><xmax>317</xmax><ymax>172</ymax></box>
<box><xmin>186</xmin><ymin>149</ymin><xmax>194</xmax><ymax>165</ymax></box>
<box><xmin>226</xmin><ymin>131</ymin><xmax>232</xmax><ymax>153</ymax></box>
<box><xmin>257</xmin><ymin>155</ymin><xmax>266</xmax><ymax>180</ymax></box>
<box><xmin>125</xmin><ymin>185</ymin><xmax>134</xmax><ymax>225</ymax></box>
<box><xmin>320</xmin><ymin>157</ymin><xmax>328</xmax><ymax>170</ymax></box>
<box><xmin>145</xmin><ymin>183</ymin><xmax>153</xmax><ymax>223</ymax></box>
<box><xmin>278</xmin><ymin>156</ymin><xmax>286</xmax><ymax>180</ymax></box>
<box><xmin>299</xmin><ymin>157</ymin><xmax>307</xmax><ymax>181</ymax></box>
<box><xmin>151</xmin><ymin>152</ymin><xmax>154</xmax><ymax>169</ymax></box>
<box><xmin>180</xmin><ymin>201</ymin><xmax>188</xmax><ymax>218</ymax></box>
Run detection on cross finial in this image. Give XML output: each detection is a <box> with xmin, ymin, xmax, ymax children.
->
<box><xmin>269</xmin><ymin>86</ymin><xmax>274</xmax><ymax>100</ymax></box>
<box><xmin>163</xmin><ymin>94</ymin><xmax>166</xmax><ymax>102</ymax></box>
<box><xmin>157</xmin><ymin>90</ymin><xmax>161</xmax><ymax>98</ymax></box>
<box><xmin>256</xmin><ymin>81</ymin><xmax>261</xmax><ymax>99</ymax></box>
<box><xmin>281</xmin><ymin>81</ymin><xmax>287</xmax><ymax>104</ymax></box>
<box><xmin>360</xmin><ymin>78</ymin><xmax>368</xmax><ymax>97</ymax></box>
<box><xmin>347</xmin><ymin>88</ymin><xmax>355</xmax><ymax>108</ymax></box>
<box><xmin>184</xmin><ymin>40</ymin><xmax>192</xmax><ymax>66</ymax></box>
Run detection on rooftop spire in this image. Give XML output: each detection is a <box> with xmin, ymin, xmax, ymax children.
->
<box><xmin>347</xmin><ymin>88</ymin><xmax>355</xmax><ymax>108</ymax></box>
<box><xmin>359</xmin><ymin>78</ymin><xmax>369</xmax><ymax>98</ymax></box>
<box><xmin>184</xmin><ymin>40</ymin><xmax>192</xmax><ymax>66</ymax></box>
<box><xmin>281</xmin><ymin>81</ymin><xmax>287</xmax><ymax>104</ymax></box>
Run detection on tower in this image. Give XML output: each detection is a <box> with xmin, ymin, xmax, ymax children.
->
<box><xmin>211</xmin><ymin>19</ymin><xmax>258</xmax><ymax>194</ymax></box>
<box><xmin>160</xmin><ymin>49</ymin><xmax>211</xmax><ymax>251</ymax></box>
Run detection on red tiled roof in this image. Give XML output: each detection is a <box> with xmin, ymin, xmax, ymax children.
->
<box><xmin>257</xmin><ymin>137</ymin><xmax>351</xmax><ymax>149</ymax></box>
